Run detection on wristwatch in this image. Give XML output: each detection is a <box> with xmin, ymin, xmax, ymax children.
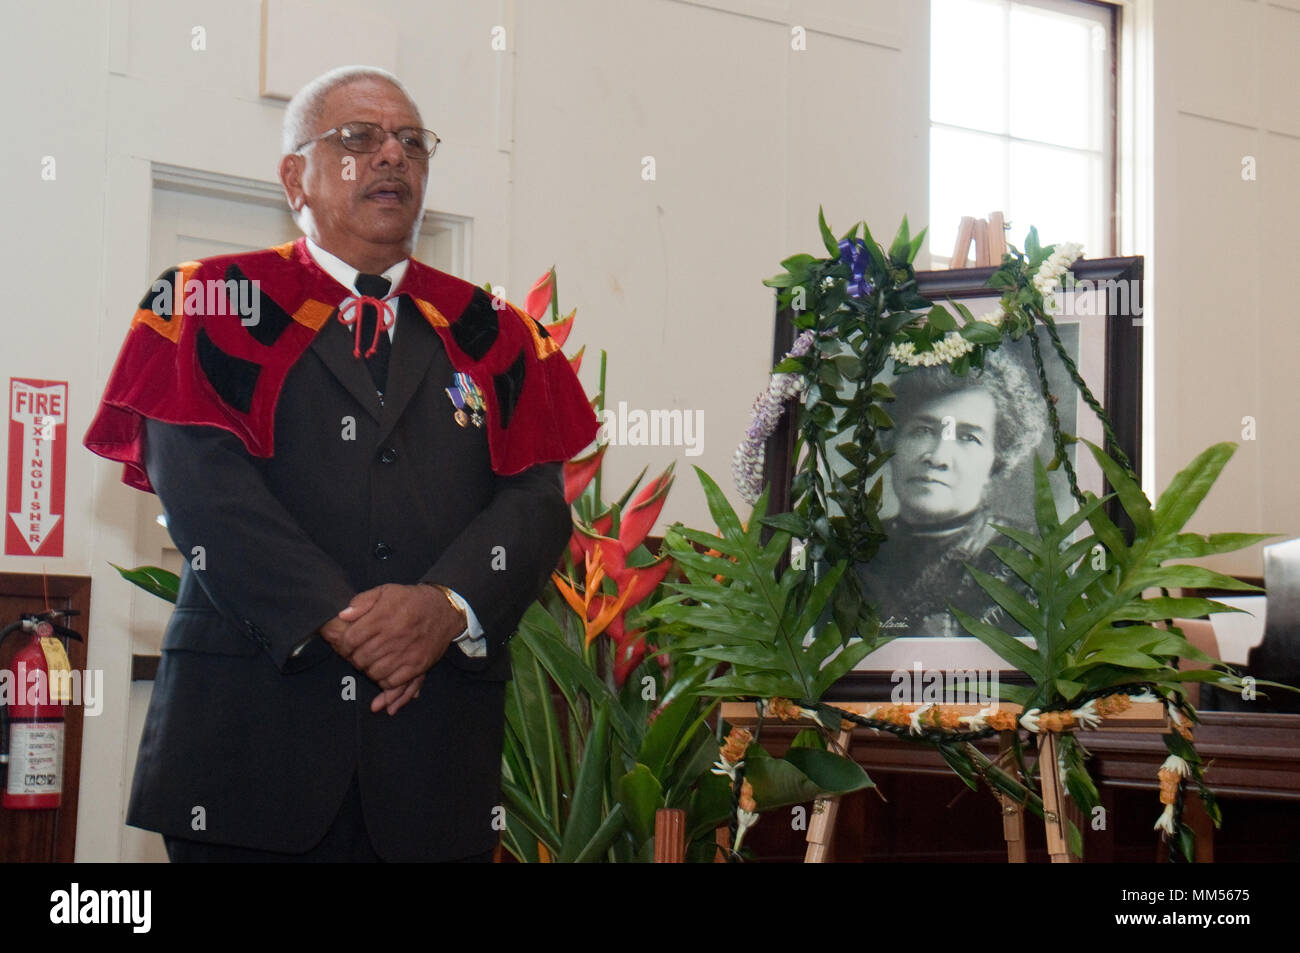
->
<box><xmin>426</xmin><ymin>583</ymin><xmax>470</xmax><ymax>641</ymax></box>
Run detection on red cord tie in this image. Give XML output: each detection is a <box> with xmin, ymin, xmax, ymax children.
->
<box><xmin>337</xmin><ymin>295</ymin><xmax>397</xmax><ymax>358</ymax></box>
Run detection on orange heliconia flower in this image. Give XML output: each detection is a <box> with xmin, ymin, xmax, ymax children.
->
<box><xmin>552</xmin><ymin>548</ymin><xmax>633</xmax><ymax>645</ymax></box>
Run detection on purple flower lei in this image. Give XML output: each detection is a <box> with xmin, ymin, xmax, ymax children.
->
<box><xmin>732</xmin><ymin>330</ymin><xmax>815</xmax><ymax>504</ymax></box>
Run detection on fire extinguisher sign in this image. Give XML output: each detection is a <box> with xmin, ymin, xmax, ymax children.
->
<box><xmin>5</xmin><ymin>378</ymin><xmax>68</xmax><ymax>557</ymax></box>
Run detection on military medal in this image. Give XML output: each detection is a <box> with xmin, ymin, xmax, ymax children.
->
<box><xmin>445</xmin><ymin>372</ymin><xmax>485</xmax><ymax>428</ymax></box>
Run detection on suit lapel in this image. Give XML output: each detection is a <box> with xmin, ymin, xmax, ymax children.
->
<box><xmin>377</xmin><ymin>295</ymin><xmax>444</xmax><ymax>442</ymax></box>
<box><xmin>309</xmin><ymin>306</ymin><xmax>384</xmax><ymax>422</ymax></box>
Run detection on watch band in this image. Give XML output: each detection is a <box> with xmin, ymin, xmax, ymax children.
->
<box><xmin>428</xmin><ymin>583</ymin><xmax>470</xmax><ymax>641</ymax></box>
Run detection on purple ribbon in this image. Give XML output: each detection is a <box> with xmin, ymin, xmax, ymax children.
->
<box><xmin>837</xmin><ymin>238</ymin><xmax>875</xmax><ymax>298</ymax></box>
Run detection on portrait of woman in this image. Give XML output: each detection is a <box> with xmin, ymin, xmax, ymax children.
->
<box><xmin>858</xmin><ymin>345</ymin><xmax>1053</xmax><ymax>638</ymax></box>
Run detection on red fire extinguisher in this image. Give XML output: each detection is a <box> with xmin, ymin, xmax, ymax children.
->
<box><xmin>0</xmin><ymin>610</ymin><xmax>82</xmax><ymax>810</ymax></box>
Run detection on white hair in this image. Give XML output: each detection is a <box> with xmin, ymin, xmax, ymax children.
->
<box><xmin>281</xmin><ymin>65</ymin><xmax>421</xmax><ymax>157</ymax></box>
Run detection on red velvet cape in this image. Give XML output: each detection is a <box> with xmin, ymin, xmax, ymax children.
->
<box><xmin>84</xmin><ymin>238</ymin><xmax>598</xmax><ymax>492</ymax></box>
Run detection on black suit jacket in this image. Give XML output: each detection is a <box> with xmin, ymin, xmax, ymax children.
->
<box><xmin>127</xmin><ymin>288</ymin><xmax>571</xmax><ymax>860</ymax></box>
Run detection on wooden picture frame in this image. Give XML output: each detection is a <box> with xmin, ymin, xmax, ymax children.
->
<box><xmin>765</xmin><ymin>256</ymin><xmax>1143</xmax><ymax>700</ymax></box>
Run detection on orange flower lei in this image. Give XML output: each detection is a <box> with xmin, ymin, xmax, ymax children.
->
<box><xmin>720</xmin><ymin>726</ymin><xmax>752</xmax><ymax>765</ymax></box>
<box><xmin>739</xmin><ymin>779</ymin><xmax>757</xmax><ymax>813</ymax></box>
<box><xmin>1094</xmin><ymin>694</ymin><xmax>1132</xmax><ymax>717</ymax></box>
<box><xmin>1158</xmin><ymin>768</ymin><xmax>1181</xmax><ymax>805</ymax></box>
<box><xmin>1037</xmin><ymin>710</ymin><xmax>1077</xmax><ymax>733</ymax></box>
<box><xmin>767</xmin><ymin>697</ymin><xmax>803</xmax><ymax>721</ymax></box>
<box><xmin>986</xmin><ymin>710</ymin><xmax>1020</xmax><ymax>732</ymax></box>
<box><xmin>870</xmin><ymin>704</ymin><xmax>916</xmax><ymax>727</ymax></box>
<box><xmin>850</xmin><ymin>691</ymin><xmax>1144</xmax><ymax>736</ymax></box>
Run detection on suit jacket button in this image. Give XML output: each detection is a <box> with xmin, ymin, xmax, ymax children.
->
<box><xmin>379</xmin><ymin>447</ymin><xmax>397</xmax><ymax>464</ymax></box>
<box><xmin>373</xmin><ymin>542</ymin><xmax>394</xmax><ymax>560</ymax></box>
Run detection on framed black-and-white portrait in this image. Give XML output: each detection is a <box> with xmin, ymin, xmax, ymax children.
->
<box><xmin>766</xmin><ymin>256</ymin><xmax>1143</xmax><ymax>699</ymax></box>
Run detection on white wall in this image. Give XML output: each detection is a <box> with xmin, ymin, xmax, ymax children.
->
<box><xmin>2</xmin><ymin>0</ymin><xmax>118</xmax><ymax>862</ymax></box>
<box><xmin>1147</xmin><ymin>0</ymin><xmax>1300</xmax><ymax>577</ymax></box>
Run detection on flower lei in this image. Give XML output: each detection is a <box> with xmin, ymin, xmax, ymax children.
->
<box><xmin>760</xmin><ymin>689</ymin><xmax>1201</xmax><ymax>848</ymax></box>
<box><xmin>733</xmin><ymin>330</ymin><xmax>815</xmax><ymax>505</ymax></box>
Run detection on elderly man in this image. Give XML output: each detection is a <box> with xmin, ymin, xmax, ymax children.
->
<box><xmin>86</xmin><ymin>66</ymin><xmax>596</xmax><ymax>861</ymax></box>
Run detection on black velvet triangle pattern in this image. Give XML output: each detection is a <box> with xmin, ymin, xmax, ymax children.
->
<box><xmin>451</xmin><ymin>287</ymin><xmax>500</xmax><ymax>361</ymax></box>
<box><xmin>492</xmin><ymin>348</ymin><xmax>526</xmax><ymax>430</ymax></box>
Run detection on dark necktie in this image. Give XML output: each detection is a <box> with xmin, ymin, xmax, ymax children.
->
<box><xmin>355</xmin><ymin>272</ymin><xmax>393</xmax><ymax>395</ymax></box>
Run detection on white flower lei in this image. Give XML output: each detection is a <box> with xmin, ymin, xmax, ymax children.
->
<box><xmin>1032</xmin><ymin>242</ymin><xmax>1084</xmax><ymax>313</ymax></box>
<box><xmin>888</xmin><ymin>240</ymin><xmax>1082</xmax><ymax>368</ymax></box>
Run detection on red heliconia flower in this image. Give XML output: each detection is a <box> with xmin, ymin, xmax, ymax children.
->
<box><xmin>599</xmin><ymin>613</ymin><xmax>647</xmax><ymax>686</ymax></box>
<box><xmin>524</xmin><ymin>268</ymin><xmax>575</xmax><ymax>347</ymax></box>
<box><xmin>616</xmin><ymin>557</ymin><xmax>672</xmax><ymax>608</ymax></box>
<box><xmin>563</xmin><ymin>445</ymin><xmax>607</xmax><ymax>505</ymax></box>
<box><xmin>613</xmin><ymin>628</ymin><xmax>647</xmax><ymax>686</ymax></box>
<box><xmin>546</xmin><ymin>310</ymin><xmax>576</xmax><ymax>349</ymax></box>
<box><xmin>591</xmin><ymin>464</ymin><xmax>674</xmax><ymax>549</ymax></box>
<box><xmin>566</xmin><ymin>524</ymin><xmax>674</xmax><ymax>686</ymax></box>
<box><xmin>525</xmin><ymin>268</ymin><xmax>555</xmax><ymax>321</ymax></box>
<box><xmin>617</xmin><ymin>465</ymin><xmax>674</xmax><ymax>554</ymax></box>
<box><xmin>572</xmin><ymin>526</ymin><xmax>628</xmax><ymax>579</ymax></box>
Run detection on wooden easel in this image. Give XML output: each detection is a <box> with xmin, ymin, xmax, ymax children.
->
<box><xmin>717</xmin><ymin>700</ymin><xmax>1167</xmax><ymax>863</ymax></box>
<box><xmin>997</xmin><ymin>731</ymin><xmax>1029</xmax><ymax>863</ymax></box>
<box><xmin>804</xmin><ymin>727</ymin><xmax>854</xmax><ymax>862</ymax></box>
<box><xmin>950</xmin><ymin>211</ymin><xmax>1008</xmax><ymax>268</ymax></box>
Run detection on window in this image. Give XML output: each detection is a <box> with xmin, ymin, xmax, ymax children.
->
<box><xmin>929</xmin><ymin>0</ymin><xmax>1116</xmax><ymax>267</ymax></box>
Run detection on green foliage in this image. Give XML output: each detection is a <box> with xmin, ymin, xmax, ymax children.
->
<box><xmin>761</xmin><ymin>212</ymin><xmax>939</xmax><ymax>642</ymax></box>
<box><xmin>743</xmin><ymin>742</ymin><xmax>872</xmax><ymax>808</ymax></box>
<box><xmin>646</xmin><ymin>468</ymin><xmax>877</xmax><ymax>703</ymax></box>
<box><xmin>500</xmin><ymin>601</ymin><xmax>726</xmax><ymax>862</ymax></box>
<box><xmin>110</xmin><ymin>563</ymin><xmax>179</xmax><ymax>603</ymax></box>
<box><xmin>502</xmin><ymin>586</ymin><xmax>877</xmax><ymax>862</ymax></box>
<box><xmin>953</xmin><ymin>442</ymin><xmax>1272</xmax><ymax>709</ymax></box>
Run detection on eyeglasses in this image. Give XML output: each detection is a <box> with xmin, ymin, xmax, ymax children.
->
<box><xmin>295</xmin><ymin>121</ymin><xmax>440</xmax><ymax>160</ymax></box>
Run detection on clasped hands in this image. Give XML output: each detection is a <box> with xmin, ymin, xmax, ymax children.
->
<box><xmin>320</xmin><ymin>583</ymin><xmax>464</xmax><ymax>716</ymax></box>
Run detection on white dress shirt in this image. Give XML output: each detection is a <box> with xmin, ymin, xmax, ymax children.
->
<box><xmin>305</xmin><ymin>238</ymin><xmax>486</xmax><ymax>657</ymax></box>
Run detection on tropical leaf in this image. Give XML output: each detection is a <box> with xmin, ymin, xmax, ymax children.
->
<box><xmin>110</xmin><ymin>563</ymin><xmax>179</xmax><ymax>603</ymax></box>
<box><xmin>504</xmin><ymin>644</ymin><xmax>560</xmax><ymax>822</ymax></box>
<box><xmin>743</xmin><ymin>744</ymin><xmax>870</xmax><ymax>811</ymax></box>
<box><xmin>571</xmin><ymin>805</ymin><xmax>628</xmax><ymax>863</ymax></box>
<box><xmin>559</xmin><ymin>705</ymin><xmax>611</xmax><ymax>863</ymax></box>
<box><xmin>1083</xmin><ymin>440</ymin><xmax>1152</xmax><ymax>535</ymax></box>
<box><xmin>616</xmin><ymin>764</ymin><xmax>663</xmax><ymax>847</ymax></box>
<box><xmin>1152</xmin><ymin>443</ymin><xmax>1236</xmax><ymax>537</ymax></box>
<box><xmin>515</xmin><ymin>603</ymin><xmax>637</xmax><ymax>749</ymax></box>
<box><xmin>950</xmin><ymin>606</ymin><xmax>1043</xmax><ymax>679</ymax></box>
